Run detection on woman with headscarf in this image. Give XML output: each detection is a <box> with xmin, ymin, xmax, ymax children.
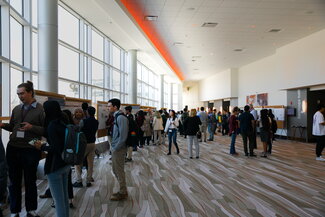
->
<box><xmin>34</xmin><ymin>101</ymin><xmax>70</xmax><ymax>217</ymax></box>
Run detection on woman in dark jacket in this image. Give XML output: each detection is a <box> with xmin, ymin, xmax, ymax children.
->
<box><xmin>136</xmin><ymin>110</ymin><xmax>145</xmax><ymax>148</ymax></box>
<box><xmin>183</xmin><ymin>109</ymin><xmax>202</xmax><ymax>158</ymax></box>
<box><xmin>0</xmin><ymin>136</ymin><xmax>7</xmax><ymax>217</ymax></box>
<box><xmin>35</xmin><ymin>101</ymin><xmax>70</xmax><ymax>217</ymax></box>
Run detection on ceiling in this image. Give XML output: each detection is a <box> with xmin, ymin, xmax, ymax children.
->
<box><xmin>63</xmin><ymin>0</ymin><xmax>325</xmax><ymax>82</ymax></box>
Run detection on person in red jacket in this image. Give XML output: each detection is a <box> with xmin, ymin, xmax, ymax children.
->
<box><xmin>229</xmin><ymin>107</ymin><xmax>240</xmax><ymax>155</ymax></box>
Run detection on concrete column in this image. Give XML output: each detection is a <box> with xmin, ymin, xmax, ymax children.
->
<box><xmin>178</xmin><ymin>83</ymin><xmax>183</xmax><ymax>111</ymax></box>
<box><xmin>128</xmin><ymin>50</ymin><xmax>137</xmax><ymax>104</ymax></box>
<box><xmin>38</xmin><ymin>0</ymin><xmax>58</xmax><ymax>93</ymax></box>
<box><xmin>160</xmin><ymin>74</ymin><xmax>164</xmax><ymax>109</ymax></box>
<box><xmin>170</xmin><ymin>83</ymin><xmax>173</xmax><ymax>110</ymax></box>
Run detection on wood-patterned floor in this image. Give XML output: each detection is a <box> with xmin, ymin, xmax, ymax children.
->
<box><xmin>3</xmin><ymin>134</ymin><xmax>325</xmax><ymax>217</ymax></box>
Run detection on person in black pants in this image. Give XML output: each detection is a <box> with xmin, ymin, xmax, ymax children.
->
<box><xmin>0</xmin><ymin>81</ymin><xmax>44</xmax><ymax>217</ymax></box>
<box><xmin>238</xmin><ymin>105</ymin><xmax>256</xmax><ymax>157</ymax></box>
<box><xmin>0</xmin><ymin>136</ymin><xmax>7</xmax><ymax>217</ymax></box>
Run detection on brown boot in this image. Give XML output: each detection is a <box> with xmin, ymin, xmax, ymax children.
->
<box><xmin>110</xmin><ymin>192</ymin><xmax>128</xmax><ymax>201</ymax></box>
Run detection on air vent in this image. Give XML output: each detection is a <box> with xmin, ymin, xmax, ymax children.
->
<box><xmin>234</xmin><ymin>49</ymin><xmax>243</xmax><ymax>52</ymax></box>
<box><xmin>268</xmin><ymin>29</ymin><xmax>282</xmax><ymax>33</ymax></box>
<box><xmin>144</xmin><ymin>15</ymin><xmax>158</xmax><ymax>21</ymax></box>
<box><xmin>201</xmin><ymin>22</ymin><xmax>218</xmax><ymax>27</ymax></box>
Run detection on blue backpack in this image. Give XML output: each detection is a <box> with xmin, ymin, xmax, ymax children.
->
<box><xmin>62</xmin><ymin>124</ymin><xmax>87</xmax><ymax>165</ymax></box>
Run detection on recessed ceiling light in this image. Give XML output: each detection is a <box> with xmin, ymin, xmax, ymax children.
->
<box><xmin>144</xmin><ymin>15</ymin><xmax>158</xmax><ymax>21</ymax></box>
<box><xmin>201</xmin><ymin>22</ymin><xmax>218</xmax><ymax>27</ymax></box>
<box><xmin>268</xmin><ymin>29</ymin><xmax>282</xmax><ymax>33</ymax></box>
<box><xmin>234</xmin><ymin>49</ymin><xmax>243</xmax><ymax>52</ymax></box>
<box><xmin>306</xmin><ymin>10</ymin><xmax>314</xmax><ymax>14</ymax></box>
<box><xmin>193</xmin><ymin>69</ymin><xmax>199</xmax><ymax>71</ymax></box>
<box><xmin>187</xmin><ymin>7</ymin><xmax>195</xmax><ymax>11</ymax></box>
<box><xmin>173</xmin><ymin>42</ymin><xmax>184</xmax><ymax>46</ymax></box>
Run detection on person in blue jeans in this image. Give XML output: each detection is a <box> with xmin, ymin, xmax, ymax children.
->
<box><xmin>165</xmin><ymin>110</ymin><xmax>180</xmax><ymax>155</ymax></box>
<box><xmin>228</xmin><ymin>107</ymin><xmax>240</xmax><ymax>155</ymax></box>
<box><xmin>35</xmin><ymin>101</ymin><xmax>70</xmax><ymax>217</ymax></box>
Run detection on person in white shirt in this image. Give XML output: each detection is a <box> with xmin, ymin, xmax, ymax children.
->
<box><xmin>164</xmin><ymin>110</ymin><xmax>179</xmax><ymax>155</ymax></box>
<box><xmin>250</xmin><ymin>104</ymin><xmax>258</xmax><ymax>149</ymax></box>
<box><xmin>312</xmin><ymin>103</ymin><xmax>325</xmax><ymax>161</ymax></box>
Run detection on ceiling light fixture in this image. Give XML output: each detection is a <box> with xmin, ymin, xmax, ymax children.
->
<box><xmin>173</xmin><ymin>42</ymin><xmax>184</xmax><ymax>46</ymax></box>
<box><xmin>144</xmin><ymin>15</ymin><xmax>158</xmax><ymax>21</ymax></box>
<box><xmin>201</xmin><ymin>22</ymin><xmax>218</xmax><ymax>27</ymax></box>
<box><xmin>234</xmin><ymin>49</ymin><xmax>243</xmax><ymax>52</ymax></box>
<box><xmin>268</xmin><ymin>29</ymin><xmax>282</xmax><ymax>33</ymax></box>
<box><xmin>187</xmin><ymin>7</ymin><xmax>195</xmax><ymax>11</ymax></box>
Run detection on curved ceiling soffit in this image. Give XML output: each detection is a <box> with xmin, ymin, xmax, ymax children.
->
<box><xmin>119</xmin><ymin>0</ymin><xmax>185</xmax><ymax>81</ymax></box>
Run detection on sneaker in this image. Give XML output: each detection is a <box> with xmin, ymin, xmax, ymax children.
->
<box><xmin>249</xmin><ymin>153</ymin><xmax>257</xmax><ymax>157</ymax></box>
<box><xmin>10</xmin><ymin>213</ymin><xmax>19</xmax><ymax>217</ymax></box>
<box><xmin>316</xmin><ymin>156</ymin><xmax>325</xmax><ymax>161</ymax></box>
<box><xmin>27</xmin><ymin>211</ymin><xmax>40</xmax><ymax>217</ymax></box>
<box><xmin>51</xmin><ymin>201</ymin><xmax>55</xmax><ymax>208</ymax></box>
<box><xmin>86</xmin><ymin>182</ymin><xmax>92</xmax><ymax>187</ymax></box>
<box><xmin>73</xmin><ymin>182</ymin><xmax>83</xmax><ymax>188</ymax></box>
<box><xmin>189</xmin><ymin>157</ymin><xmax>193</xmax><ymax>159</ymax></box>
<box><xmin>110</xmin><ymin>192</ymin><xmax>128</xmax><ymax>201</ymax></box>
<box><xmin>261</xmin><ymin>153</ymin><xmax>267</xmax><ymax>158</ymax></box>
<box><xmin>167</xmin><ymin>152</ymin><xmax>171</xmax><ymax>155</ymax></box>
<box><xmin>196</xmin><ymin>156</ymin><xmax>199</xmax><ymax>159</ymax></box>
<box><xmin>244</xmin><ymin>153</ymin><xmax>249</xmax><ymax>156</ymax></box>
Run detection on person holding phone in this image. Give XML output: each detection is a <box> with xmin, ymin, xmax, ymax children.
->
<box><xmin>0</xmin><ymin>81</ymin><xmax>44</xmax><ymax>217</ymax></box>
<box><xmin>164</xmin><ymin>110</ymin><xmax>180</xmax><ymax>155</ymax></box>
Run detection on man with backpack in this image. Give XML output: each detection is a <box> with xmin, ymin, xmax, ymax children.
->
<box><xmin>108</xmin><ymin>98</ymin><xmax>129</xmax><ymax>201</ymax></box>
<box><xmin>74</xmin><ymin>106</ymin><xmax>99</xmax><ymax>188</ymax></box>
<box><xmin>124</xmin><ymin>106</ymin><xmax>138</xmax><ymax>162</ymax></box>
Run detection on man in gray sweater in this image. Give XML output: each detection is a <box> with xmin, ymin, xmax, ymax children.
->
<box><xmin>0</xmin><ymin>81</ymin><xmax>44</xmax><ymax>217</ymax></box>
<box><xmin>108</xmin><ymin>98</ymin><xmax>129</xmax><ymax>201</ymax></box>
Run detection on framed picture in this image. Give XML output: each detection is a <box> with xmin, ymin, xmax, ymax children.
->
<box><xmin>257</xmin><ymin>93</ymin><xmax>268</xmax><ymax>106</ymax></box>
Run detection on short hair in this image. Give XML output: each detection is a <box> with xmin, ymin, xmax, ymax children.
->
<box><xmin>189</xmin><ymin>109</ymin><xmax>197</xmax><ymax>117</ymax></box>
<box><xmin>233</xmin><ymin>106</ymin><xmax>239</xmax><ymax>113</ymax></box>
<box><xmin>158</xmin><ymin>110</ymin><xmax>163</xmax><ymax>114</ymax></box>
<box><xmin>200</xmin><ymin>107</ymin><xmax>205</xmax><ymax>111</ymax></box>
<box><xmin>17</xmin><ymin>81</ymin><xmax>35</xmax><ymax>97</ymax></box>
<box><xmin>82</xmin><ymin>102</ymin><xmax>89</xmax><ymax>111</ymax></box>
<box><xmin>125</xmin><ymin>106</ymin><xmax>132</xmax><ymax>112</ymax></box>
<box><xmin>317</xmin><ymin>103</ymin><xmax>325</xmax><ymax>111</ymax></box>
<box><xmin>184</xmin><ymin>108</ymin><xmax>188</xmax><ymax>112</ymax></box>
<box><xmin>108</xmin><ymin>98</ymin><xmax>121</xmax><ymax>109</ymax></box>
<box><xmin>244</xmin><ymin>105</ymin><xmax>250</xmax><ymax>112</ymax></box>
<box><xmin>87</xmin><ymin>106</ymin><xmax>96</xmax><ymax>116</ymax></box>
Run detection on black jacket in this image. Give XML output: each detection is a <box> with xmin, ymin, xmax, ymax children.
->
<box><xmin>41</xmin><ymin>119</ymin><xmax>67</xmax><ymax>174</ymax></box>
<box><xmin>0</xmin><ymin>137</ymin><xmax>7</xmax><ymax>201</ymax></box>
<box><xmin>183</xmin><ymin>116</ymin><xmax>202</xmax><ymax>136</ymax></box>
<box><xmin>81</xmin><ymin>116</ymin><xmax>99</xmax><ymax>143</ymax></box>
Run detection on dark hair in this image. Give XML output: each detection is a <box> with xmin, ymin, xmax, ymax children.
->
<box><xmin>232</xmin><ymin>106</ymin><xmax>239</xmax><ymax>113</ymax></box>
<box><xmin>17</xmin><ymin>81</ymin><xmax>35</xmax><ymax>97</ymax></box>
<box><xmin>138</xmin><ymin>110</ymin><xmax>144</xmax><ymax>117</ymax></box>
<box><xmin>244</xmin><ymin>105</ymin><xmax>250</xmax><ymax>112</ymax></box>
<box><xmin>43</xmin><ymin>100</ymin><xmax>63</xmax><ymax>137</ymax></box>
<box><xmin>159</xmin><ymin>110</ymin><xmax>163</xmax><ymax>114</ymax></box>
<box><xmin>62</xmin><ymin>109</ymin><xmax>74</xmax><ymax>125</ymax></box>
<box><xmin>82</xmin><ymin>102</ymin><xmax>89</xmax><ymax>111</ymax></box>
<box><xmin>317</xmin><ymin>103</ymin><xmax>325</xmax><ymax>111</ymax></box>
<box><xmin>108</xmin><ymin>98</ymin><xmax>121</xmax><ymax>109</ymax></box>
<box><xmin>261</xmin><ymin>109</ymin><xmax>270</xmax><ymax>130</ymax></box>
<box><xmin>200</xmin><ymin>107</ymin><xmax>204</xmax><ymax>111</ymax></box>
<box><xmin>184</xmin><ymin>108</ymin><xmax>188</xmax><ymax>112</ymax></box>
<box><xmin>125</xmin><ymin>106</ymin><xmax>132</xmax><ymax>112</ymax></box>
<box><xmin>87</xmin><ymin>106</ymin><xmax>96</xmax><ymax>116</ymax></box>
<box><xmin>170</xmin><ymin>110</ymin><xmax>176</xmax><ymax>120</ymax></box>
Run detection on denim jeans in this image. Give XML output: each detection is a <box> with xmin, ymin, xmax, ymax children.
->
<box><xmin>168</xmin><ymin>129</ymin><xmax>179</xmax><ymax>153</ymax></box>
<box><xmin>187</xmin><ymin>135</ymin><xmax>199</xmax><ymax>157</ymax></box>
<box><xmin>208</xmin><ymin>124</ymin><xmax>214</xmax><ymax>140</ymax></box>
<box><xmin>230</xmin><ymin>133</ymin><xmax>237</xmax><ymax>154</ymax></box>
<box><xmin>48</xmin><ymin>165</ymin><xmax>70</xmax><ymax>217</ymax></box>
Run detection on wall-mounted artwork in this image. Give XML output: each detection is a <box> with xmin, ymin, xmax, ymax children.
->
<box><xmin>257</xmin><ymin>93</ymin><xmax>268</xmax><ymax>106</ymax></box>
<box><xmin>246</xmin><ymin>95</ymin><xmax>256</xmax><ymax>105</ymax></box>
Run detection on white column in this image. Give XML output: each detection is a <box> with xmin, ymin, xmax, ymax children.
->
<box><xmin>170</xmin><ymin>83</ymin><xmax>173</xmax><ymax>110</ymax></box>
<box><xmin>128</xmin><ymin>50</ymin><xmax>137</xmax><ymax>104</ymax></box>
<box><xmin>178</xmin><ymin>83</ymin><xmax>183</xmax><ymax>111</ymax></box>
<box><xmin>38</xmin><ymin>0</ymin><xmax>58</xmax><ymax>93</ymax></box>
<box><xmin>160</xmin><ymin>74</ymin><xmax>164</xmax><ymax>109</ymax></box>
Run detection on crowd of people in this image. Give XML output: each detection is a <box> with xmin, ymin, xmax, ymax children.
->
<box><xmin>0</xmin><ymin>81</ymin><xmax>324</xmax><ymax>217</ymax></box>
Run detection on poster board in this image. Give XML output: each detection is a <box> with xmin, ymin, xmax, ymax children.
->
<box><xmin>121</xmin><ymin>104</ymin><xmax>141</xmax><ymax>115</ymax></box>
<box><xmin>35</xmin><ymin>90</ymin><xmax>65</xmax><ymax>106</ymax></box>
<box><xmin>64</xmin><ymin>97</ymin><xmax>91</xmax><ymax>114</ymax></box>
<box><xmin>140</xmin><ymin>106</ymin><xmax>156</xmax><ymax>111</ymax></box>
<box><xmin>97</xmin><ymin>101</ymin><xmax>109</xmax><ymax>138</ymax></box>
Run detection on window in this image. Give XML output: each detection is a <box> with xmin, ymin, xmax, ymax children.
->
<box><xmin>32</xmin><ymin>32</ymin><xmax>38</xmax><ymax>71</ymax></box>
<box><xmin>59</xmin><ymin>45</ymin><xmax>79</xmax><ymax>81</ymax></box>
<box><xmin>10</xmin><ymin>17</ymin><xmax>23</xmax><ymax>65</ymax></box>
<box><xmin>92</xmin><ymin>60</ymin><xmax>104</xmax><ymax>87</ymax></box>
<box><xmin>58</xmin><ymin>6</ymin><xmax>79</xmax><ymax>48</ymax></box>
<box><xmin>32</xmin><ymin>0</ymin><xmax>38</xmax><ymax>27</ymax></box>
<box><xmin>32</xmin><ymin>73</ymin><xmax>38</xmax><ymax>90</ymax></box>
<box><xmin>10</xmin><ymin>68</ymin><xmax>23</xmax><ymax>111</ymax></box>
<box><xmin>112</xmin><ymin>45</ymin><xmax>120</xmax><ymax>69</ymax></box>
<box><xmin>10</xmin><ymin>0</ymin><xmax>23</xmax><ymax>15</ymax></box>
<box><xmin>112</xmin><ymin>70</ymin><xmax>120</xmax><ymax>91</ymax></box>
<box><xmin>58</xmin><ymin>79</ymin><xmax>79</xmax><ymax>98</ymax></box>
<box><xmin>137</xmin><ymin>64</ymin><xmax>142</xmax><ymax>80</ymax></box>
<box><xmin>92</xmin><ymin>88</ymin><xmax>103</xmax><ymax>103</ymax></box>
<box><xmin>92</xmin><ymin>30</ymin><xmax>103</xmax><ymax>60</ymax></box>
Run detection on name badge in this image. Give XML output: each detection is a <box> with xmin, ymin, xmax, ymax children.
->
<box><xmin>17</xmin><ymin>131</ymin><xmax>25</xmax><ymax>138</ymax></box>
<box><xmin>169</xmin><ymin>129</ymin><xmax>173</xmax><ymax>133</ymax></box>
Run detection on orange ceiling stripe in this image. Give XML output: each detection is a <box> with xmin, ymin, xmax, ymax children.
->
<box><xmin>120</xmin><ymin>0</ymin><xmax>185</xmax><ymax>81</ymax></box>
